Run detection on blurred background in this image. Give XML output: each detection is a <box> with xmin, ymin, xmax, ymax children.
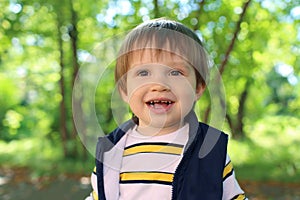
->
<box><xmin>0</xmin><ymin>0</ymin><xmax>300</xmax><ymax>199</ymax></box>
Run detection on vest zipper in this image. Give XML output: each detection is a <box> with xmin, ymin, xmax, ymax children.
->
<box><xmin>171</xmin><ymin>132</ymin><xmax>198</xmax><ymax>200</ymax></box>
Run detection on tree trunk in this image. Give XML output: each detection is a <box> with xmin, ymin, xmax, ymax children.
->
<box><xmin>69</xmin><ymin>0</ymin><xmax>87</xmax><ymax>159</ymax></box>
<box><xmin>57</xmin><ymin>17</ymin><xmax>68</xmax><ymax>158</ymax></box>
<box><xmin>225</xmin><ymin>80</ymin><xmax>250</xmax><ymax>139</ymax></box>
<box><xmin>192</xmin><ymin>0</ymin><xmax>205</xmax><ymax>31</ymax></box>
<box><xmin>153</xmin><ymin>0</ymin><xmax>159</xmax><ymax>18</ymax></box>
<box><xmin>203</xmin><ymin>0</ymin><xmax>252</xmax><ymax>139</ymax></box>
<box><xmin>219</xmin><ymin>0</ymin><xmax>252</xmax><ymax>75</ymax></box>
<box><xmin>226</xmin><ymin>113</ymin><xmax>234</xmax><ymax>135</ymax></box>
<box><xmin>235</xmin><ymin>80</ymin><xmax>250</xmax><ymax>138</ymax></box>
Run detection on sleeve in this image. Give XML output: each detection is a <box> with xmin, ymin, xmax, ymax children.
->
<box><xmin>85</xmin><ymin>167</ymin><xmax>99</xmax><ymax>200</ymax></box>
<box><xmin>222</xmin><ymin>154</ymin><xmax>247</xmax><ymax>200</ymax></box>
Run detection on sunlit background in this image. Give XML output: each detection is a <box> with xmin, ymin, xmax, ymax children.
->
<box><xmin>0</xmin><ymin>0</ymin><xmax>300</xmax><ymax>199</ymax></box>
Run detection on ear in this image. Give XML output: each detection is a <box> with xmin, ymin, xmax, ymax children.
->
<box><xmin>118</xmin><ymin>85</ymin><xmax>129</xmax><ymax>103</ymax></box>
<box><xmin>194</xmin><ymin>82</ymin><xmax>206</xmax><ymax>101</ymax></box>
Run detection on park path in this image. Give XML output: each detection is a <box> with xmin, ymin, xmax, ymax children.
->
<box><xmin>1</xmin><ymin>167</ymin><xmax>300</xmax><ymax>199</ymax></box>
<box><xmin>240</xmin><ymin>180</ymin><xmax>300</xmax><ymax>200</ymax></box>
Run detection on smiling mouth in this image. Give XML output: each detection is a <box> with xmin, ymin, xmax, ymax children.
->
<box><xmin>145</xmin><ymin>100</ymin><xmax>175</xmax><ymax>113</ymax></box>
<box><xmin>146</xmin><ymin>100</ymin><xmax>174</xmax><ymax>106</ymax></box>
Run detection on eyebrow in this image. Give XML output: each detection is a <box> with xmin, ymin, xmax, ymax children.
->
<box><xmin>135</xmin><ymin>60</ymin><xmax>193</xmax><ymax>73</ymax></box>
<box><xmin>166</xmin><ymin>60</ymin><xmax>190</xmax><ymax>66</ymax></box>
<box><xmin>165</xmin><ymin>60</ymin><xmax>193</xmax><ymax>71</ymax></box>
<box><xmin>130</xmin><ymin>61</ymin><xmax>192</xmax><ymax>70</ymax></box>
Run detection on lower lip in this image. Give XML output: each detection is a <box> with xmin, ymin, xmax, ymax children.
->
<box><xmin>146</xmin><ymin>103</ymin><xmax>173</xmax><ymax>114</ymax></box>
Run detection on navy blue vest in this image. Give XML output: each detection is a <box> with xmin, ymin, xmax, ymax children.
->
<box><xmin>95</xmin><ymin>113</ymin><xmax>228</xmax><ymax>200</ymax></box>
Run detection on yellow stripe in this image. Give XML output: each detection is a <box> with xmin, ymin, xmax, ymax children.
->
<box><xmin>93</xmin><ymin>166</ymin><xmax>96</xmax><ymax>173</ymax></box>
<box><xmin>123</xmin><ymin>145</ymin><xmax>183</xmax><ymax>156</ymax></box>
<box><xmin>120</xmin><ymin>172</ymin><xmax>174</xmax><ymax>182</ymax></box>
<box><xmin>223</xmin><ymin>161</ymin><xmax>233</xmax><ymax>178</ymax></box>
<box><xmin>92</xmin><ymin>191</ymin><xmax>98</xmax><ymax>200</ymax></box>
<box><xmin>233</xmin><ymin>194</ymin><xmax>246</xmax><ymax>200</ymax></box>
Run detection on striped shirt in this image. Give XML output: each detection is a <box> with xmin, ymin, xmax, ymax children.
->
<box><xmin>119</xmin><ymin>125</ymin><xmax>189</xmax><ymax>200</ymax></box>
<box><xmin>86</xmin><ymin>124</ymin><xmax>246</xmax><ymax>200</ymax></box>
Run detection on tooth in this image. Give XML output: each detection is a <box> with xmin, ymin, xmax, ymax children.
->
<box><xmin>148</xmin><ymin>100</ymin><xmax>173</xmax><ymax>105</ymax></box>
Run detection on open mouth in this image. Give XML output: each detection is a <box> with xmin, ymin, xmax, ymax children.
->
<box><xmin>146</xmin><ymin>100</ymin><xmax>174</xmax><ymax>106</ymax></box>
<box><xmin>146</xmin><ymin>100</ymin><xmax>175</xmax><ymax>113</ymax></box>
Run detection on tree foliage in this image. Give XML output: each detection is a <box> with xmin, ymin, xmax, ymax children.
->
<box><xmin>0</xmin><ymin>0</ymin><xmax>299</xmax><ymax>160</ymax></box>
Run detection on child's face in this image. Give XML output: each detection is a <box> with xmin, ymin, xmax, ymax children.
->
<box><xmin>120</xmin><ymin>50</ymin><xmax>205</xmax><ymax>135</ymax></box>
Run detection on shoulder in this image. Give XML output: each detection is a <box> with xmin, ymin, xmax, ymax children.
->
<box><xmin>185</xmin><ymin>111</ymin><xmax>227</xmax><ymax>141</ymax></box>
<box><xmin>99</xmin><ymin>120</ymin><xmax>135</xmax><ymax>143</ymax></box>
<box><xmin>96</xmin><ymin>119</ymin><xmax>136</xmax><ymax>154</ymax></box>
<box><xmin>196</xmin><ymin>122</ymin><xmax>228</xmax><ymax>159</ymax></box>
<box><xmin>197</xmin><ymin>122</ymin><xmax>228</xmax><ymax>141</ymax></box>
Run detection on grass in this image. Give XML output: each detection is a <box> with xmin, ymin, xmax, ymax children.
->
<box><xmin>0</xmin><ymin>137</ymin><xmax>94</xmax><ymax>179</ymax></box>
<box><xmin>228</xmin><ymin>115</ymin><xmax>300</xmax><ymax>182</ymax></box>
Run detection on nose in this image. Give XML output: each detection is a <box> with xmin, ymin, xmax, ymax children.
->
<box><xmin>150</xmin><ymin>83</ymin><xmax>170</xmax><ymax>92</ymax></box>
<box><xmin>148</xmin><ymin>69</ymin><xmax>171</xmax><ymax>92</ymax></box>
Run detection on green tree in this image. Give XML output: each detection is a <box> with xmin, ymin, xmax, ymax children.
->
<box><xmin>0</xmin><ymin>0</ymin><xmax>299</xmax><ymax>164</ymax></box>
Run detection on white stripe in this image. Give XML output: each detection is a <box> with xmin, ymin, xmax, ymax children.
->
<box><xmin>121</xmin><ymin>152</ymin><xmax>182</xmax><ymax>172</ymax></box>
<box><xmin>119</xmin><ymin>125</ymin><xmax>189</xmax><ymax>200</ymax></box>
<box><xmin>222</xmin><ymin>154</ymin><xmax>246</xmax><ymax>200</ymax></box>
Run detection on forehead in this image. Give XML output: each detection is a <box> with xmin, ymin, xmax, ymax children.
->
<box><xmin>128</xmin><ymin>49</ymin><xmax>190</xmax><ymax>68</ymax></box>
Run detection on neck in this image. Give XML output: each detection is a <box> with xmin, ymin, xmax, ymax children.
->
<box><xmin>136</xmin><ymin>122</ymin><xmax>184</xmax><ymax>136</ymax></box>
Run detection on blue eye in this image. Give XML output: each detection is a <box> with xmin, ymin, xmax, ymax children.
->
<box><xmin>137</xmin><ymin>70</ymin><xmax>149</xmax><ymax>76</ymax></box>
<box><xmin>170</xmin><ymin>70</ymin><xmax>183</xmax><ymax>76</ymax></box>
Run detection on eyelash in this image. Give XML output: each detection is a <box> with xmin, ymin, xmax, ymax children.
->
<box><xmin>169</xmin><ymin>70</ymin><xmax>184</xmax><ymax>76</ymax></box>
<box><xmin>137</xmin><ymin>70</ymin><xmax>149</xmax><ymax>76</ymax></box>
<box><xmin>135</xmin><ymin>69</ymin><xmax>185</xmax><ymax>77</ymax></box>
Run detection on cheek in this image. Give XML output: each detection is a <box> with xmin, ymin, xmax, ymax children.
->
<box><xmin>126</xmin><ymin>85</ymin><xmax>146</xmax><ymax>104</ymax></box>
<box><xmin>121</xmin><ymin>84</ymin><xmax>142</xmax><ymax>104</ymax></box>
<box><xmin>126</xmin><ymin>75</ymin><xmax>148</xmax><ymax>91</ymax></box>
<box><xmin>180</xmin><ymin>91</ymin><xmax>197</xmax><ymax>106</ymax></box>
<box><xmin>126</xmin><ymin>80</ymin><xmax>140</xmax><ymax>97</ymax></box>
<box><xmin>171</xmin><ymin>78</ymin><xmax>197</xmax><ymax>97</ymax></box>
